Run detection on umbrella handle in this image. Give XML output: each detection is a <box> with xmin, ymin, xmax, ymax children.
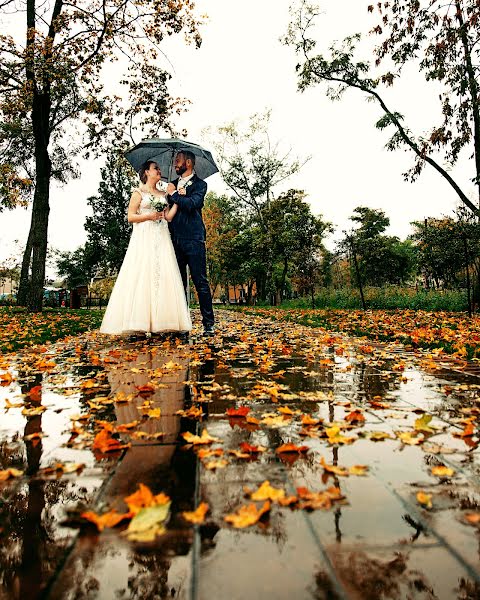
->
<box><xmin>168</xmin><ymin>148</ymin><xmax>175</xmax><ymax>183</ymax></box>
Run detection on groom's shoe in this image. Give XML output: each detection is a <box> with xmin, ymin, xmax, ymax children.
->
<box><xmin>203</xmin><ymin>325</ymin><xmax>215</xmax><ymax>336</ymax></box>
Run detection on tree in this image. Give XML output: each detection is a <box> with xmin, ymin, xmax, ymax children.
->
<box><xmin>1</xmin><ymin>0</ymin><xmax>202</xmax><ymax>311</ymax></box>
<box><xmin>83</xmin><ymin>158</ymin><xmax>136</xmax><ymax>275</ymax></box>
<box><xmin>262</xmin><ymin>189</ymin><xmax>331</xmax><ymax>302</ymax></box>
<box><xmin>205</xmin><ymin>111</ymin><xmax>308</xmax><ymax>300</ymax></box>
<box><xmin>283</xmin><ymin>0</ymin><xmax>480</xmax><ymax>215</ymax></box>
<box><xmin>55</xmin><ymin>246</ymin><xmax>93</xmax><ymax>289</ymax></box>
<box><xmin>203</xmin><ymin>191</ymin><xmax>241</xmax><ymax>297</ymax></box>
<box><xmin>340</xmin><ymin>206</ymin><xmax>416</xmax><ymax>287</ymax></box>
<box><xmin>411</xmin><ymin>211</ymin><xmax>480</xmax><ymax>290</ymax></box>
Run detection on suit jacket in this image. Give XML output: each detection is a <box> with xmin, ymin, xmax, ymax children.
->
<box><xmin>168</xmin><ymin>174</ymin><xmax>207</xmax><ymax>241</ymax></box>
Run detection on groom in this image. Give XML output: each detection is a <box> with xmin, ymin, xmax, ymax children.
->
<box><xmin>166</xmin><ymin>150</ymin><xmax>215</xmax><ymax>335</ymax></box>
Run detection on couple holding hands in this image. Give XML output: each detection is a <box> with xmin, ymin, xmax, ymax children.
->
<box><xmin>100</xmin><ymin>150</ymin><xmax>215</xmax><ymax>338</ymax></box>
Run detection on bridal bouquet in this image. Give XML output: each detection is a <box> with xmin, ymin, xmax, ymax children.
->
<box><xmin>151</xmin><ymin>195</ymin><xmax>167</xmax><ymax>213</ymax></box>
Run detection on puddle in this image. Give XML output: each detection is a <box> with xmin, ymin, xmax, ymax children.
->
<box><xmin>0</xmin><ymin>310</ymin><xmax>479</xmax><ymax>598</ymax></box>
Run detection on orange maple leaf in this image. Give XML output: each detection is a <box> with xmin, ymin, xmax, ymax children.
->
<box><xmin>225</xmin><ymin>406</ymin><xmax>250</xmax><ymax>417</ymax></box>
<box><xmin>92</xmin><ymin>429</ymin><xmax>130</xmax><ymax>453</ymax></box>
<box><xmin>224</xmin><ymin>500</ymin><xmax>271</xmax><ymax>528</ymax></box>
<box><xmin>124</xmin><ymin>483</ymin><xmax>170</xmax><ymax>515</ymax></box>
<box><xmin>183</xmin><ymin>502</ymin><xmax>209</xmax><ymax>524</ymax></box>
<box><xmin>81</xmin><ymin>509</ymin><xmax>132</xmax><ymax>531</ymax></box>
<box><xmin>275</xmin><ymin>443</ymin><xmax>309</xmax><ymax>454</ymax></box>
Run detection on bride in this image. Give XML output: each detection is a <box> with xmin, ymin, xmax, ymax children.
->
<box><xmin>100</xmin><ymin>160</ymin><xmax>192</xmax><ymax>335</ymax></box>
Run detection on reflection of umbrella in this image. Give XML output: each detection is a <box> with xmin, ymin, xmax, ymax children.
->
<box><xmin>125</xmin><ymin>138</ymin><xmax>219</xmax><ymax>181</ymax></box>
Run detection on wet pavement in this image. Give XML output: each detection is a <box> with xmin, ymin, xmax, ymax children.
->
<box><xmin>0</xmin><ymin>309</ymin><xmax>479</xmax><ymax>599</ymax></box>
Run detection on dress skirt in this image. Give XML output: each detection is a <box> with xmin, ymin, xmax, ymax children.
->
<box><xmin>100</xmin><ymin>219</ymin><xmax>192</xmax><ymax>334</ymax></box>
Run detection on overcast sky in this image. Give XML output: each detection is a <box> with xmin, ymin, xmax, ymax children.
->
<box><xmin>0</xmin><ymin>0</ymin><xmax>475</xmax><ymax>266</ymax></box>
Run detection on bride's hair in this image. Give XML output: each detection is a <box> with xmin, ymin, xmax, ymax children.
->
<box><xmin>139</xmin><ymin>160</ymin><xmax>158</xmax><ymax>184</ymax></box>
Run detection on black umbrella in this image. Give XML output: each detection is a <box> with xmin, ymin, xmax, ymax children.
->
<box><xmin>125</xmin><ymin>138</ymin><xmax>219</xmax><ymax>181</ymax></box>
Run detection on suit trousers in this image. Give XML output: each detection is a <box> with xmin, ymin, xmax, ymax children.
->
<box><xmin>172</xmin><ymin>237</ymin><xmax>214</xmax><ymax>328</ymax></box>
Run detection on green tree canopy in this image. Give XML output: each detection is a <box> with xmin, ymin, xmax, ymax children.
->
<box><xmin>84</xmin><ymin>158</ymin><xmax>136</xmax><ymax>275</ymax></box>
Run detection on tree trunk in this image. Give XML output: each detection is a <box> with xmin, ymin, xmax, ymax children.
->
<box><xmin>17</xmin><ymin>228</ymin><xmax>34</xmax><ymax>306</ymax></box>
<box><xmin>455</xmin><ymin>2</ymin><xmax>480</xmax><ymax>207</ymax></box>
<box><xmin>279</xmin><ymin>256</ymin><xmax>288</xmax><ymax>304</ymax></box>
<box><xmin>28</xmin><ymin>154</ymin><xmax>51</xmax><ymax>311</ymax></box>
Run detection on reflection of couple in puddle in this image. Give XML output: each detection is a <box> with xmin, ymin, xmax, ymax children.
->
<box><xmin>106</xmin><ymin>345</ymin><xmax>192</xmax><ymax>477</ymax></box>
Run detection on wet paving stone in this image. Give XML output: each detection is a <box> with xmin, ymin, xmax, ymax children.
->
<box><xmin>0</xmin><ymin>309</ymin><xmax>480</xmax><ymax>598</ymax></box>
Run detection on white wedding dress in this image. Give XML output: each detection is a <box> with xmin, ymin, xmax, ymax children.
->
<box><xmin>100</xmin><ymin>190</ymin><xmax>192</xmax><ymax>334</ymax></box>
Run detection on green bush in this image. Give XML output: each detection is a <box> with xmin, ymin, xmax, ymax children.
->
<box><xmin>281</xmin><ymin>286</ymin><xmax>469</xmax><ymax>312</ymax></box>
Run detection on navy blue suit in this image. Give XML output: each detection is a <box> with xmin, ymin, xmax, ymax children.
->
<box><xmin>168</xmin><ymin>174</ymin><xmax>214</xmax><ymax>328</ymax></box>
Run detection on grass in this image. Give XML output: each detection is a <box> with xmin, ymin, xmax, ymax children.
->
<box><xmin>0</xmin><ymin>307</ymin><xmax>104</xmax><ymax>354</ymax></box>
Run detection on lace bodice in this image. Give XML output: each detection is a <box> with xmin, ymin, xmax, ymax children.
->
<box><xmin>135</xmin><ymin>189</ymin><xmax>163</xmax><ymax>215</ymax></box>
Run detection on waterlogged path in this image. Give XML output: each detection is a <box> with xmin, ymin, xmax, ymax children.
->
<box><xmin>0</xmin><ymin>309</ymin><xmax>479</xmax><ymax>599</ymax></box>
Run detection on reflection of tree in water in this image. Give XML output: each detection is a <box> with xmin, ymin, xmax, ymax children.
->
<box><xmin>0</xmin><ymin>366</ymin><xmax>96</xmax><ymax>599</ymax></box>
<box><xmin>317</xmin><ymin>550</ymin><xmax>441</xmax><ymax>599</ymax></box>
<box><xmin>352</xmin><ymin>362</ymin><xmax>394</xmax><ymax>403</ymax></box>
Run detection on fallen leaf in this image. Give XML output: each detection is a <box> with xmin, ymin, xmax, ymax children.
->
<box><xmin>92</xmin><ymin>429</ymin><xmax>130</xmax><ymax>453</ymax></box>
<box><xmin>26</xmin><ymin>385</ymin><xmax>42</xmax><ymax>402</ymax></box>
<box><xmin>325</xmin><ymin>426</ymin><xmax>356</xmax><ymax>445</ymax></box>
<box><xmin>414</xmin><ymin>414</ymin><xmax>436</xmax><ymax>434</ymax></box>
<box><xmin>0</xmin><ymin>468</ymin><xmax>23</xmax><ymax>481</ymax></box>
<box><xmin>0</xmin><ymin>372</ymin><xmax>13</xmax><ymax>386</ymax></box>
<box><xmin>182</xmin><ymin>429</ymin><xmax>222</xmax><ymax>445</ymax></box>
<box><xmin>320</xmin><ymin>457</ymin><xmax>349</xmax><ymax>477</ymax></box>
<box><xmin>145</xmin><ymin>408</ymin><xmax>161</xmax><ymax>419</ymax></box>
<box><xmin>464</xmin><ymin>513</ymin><xmax>480</xmax><ymax>526</ymax></box>
<box><xmin>21</xmin><ymin>405</ymin><xmax>46</xmax><ymax>417</ymax></box>
<box><xmin>416</xmin><ymin>491</ymin><xmax>433</xmax><ymax>509</ymax></box>
<box><xmin>224</xmin><ymin>500</ymin><xmax>271</xmax><ymax>528</ymax></box>
<box><xmin>248</xmin><ymin>480</ymin><xmax>285</xmax><ymax>502</ymax></box>
<box><xmin>124</xmin><ymin>483</ymin><xmax>170</xmax><ymax>515</ymax></box>
<box><xmin>197</xmin><ymin>448</ymin><xmax>224</xmax><ymax>459</ymax></box>
<box><xmin>176</xmin><ymin>406</ymin><xmax>204</xmax><ymax>419</ymax></box>
<box><xmin>125</xmin><ymin>503</ymin><xmax>170</xmax><ymax>541</ymax></box>
<box><xmin>431</xmin><ymin>465</ymin><xmax>454</xmax><ymax>477</ymax></box>
<box><xmin>345</xmin><ymin>410</ymin><xmax>365</xmax><ymax>424</ymax></box>
<box><xmin>396</xmin><ymin>431</ymin><xmax>423</xmax><ymax>446</ymax></box>
<box><xmin>81</xmin><ymin>509</ymin><xmax>132</xmax><ymax>531</ymax></box>
<box><xmin>226</xmin><ymin>406</ymin><xmax>250</xmax><ymax>417</ymax></box>
<box><xmin>276</xmin><ymin>443</ymin><xmax>309</xmax><ymax>455</ymax></box>
<box><xmin>296</xmin><ymin>486</ymin><xmax>345</xmax><ymax>510</ymax></box>
<box><xmin>348</xmin><ymin>465</ymin><xmax>369</xmax><ymax>476</ymax></box>
<box><xmin>239</xmin><ymin>442</ymin><xmax>266</xmax><ymax>454</ymax></box>
<box><xmin>183</xmin><ymin>502</ymin><xmax>209</xmax><ymax>524</ymax></box>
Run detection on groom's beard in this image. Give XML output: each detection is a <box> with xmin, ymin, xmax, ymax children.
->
<box><xmin>175</xmin><ymin>165</ymin><xmax>187</xmax><ymax>176</ymax></box>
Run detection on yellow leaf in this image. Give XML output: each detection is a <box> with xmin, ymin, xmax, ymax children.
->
<box><xmin>248</xmin><ymin>480</ymin><xmax>285</xmax><ymax>502</ymax></box>
<box><xmin>431</xmin><ymin>465</ymin><xmax>454</xmax><ymax>477</ymax></box>
<box><xmin>182</xmin><ymin>429</ymin><xmax>222</xmax><ymax>445</ymax></box>
<box><xmin>416</xmin><ymin>491</ymin><xmax>433</xmax><ymax>509</ymax></box>
<box><xmin>414</xmin><ymin>414</ymin><xmax>436</xmax><ymax>434</ymax></box>
<box><xmin>145</xmin><ymin>408</ymin><xmax>161</xmax><ymax>419</ymax></box>
<box><xmin>0</xmin><ymin>468</ymin><xmax>23</xmax><ymax>481</ymax></box>
<box><xmin>183</xmin><ymin>502</ymin><xmax>209</xmax><ymax>524</ymax></box>
<box><xmin>348</xmin><ymin>465</ymin><xmax>369</xmax><ymax>476</ymax></box>
<box><xmin>224</xmin><ymin>500</ymin><xmax>271</xmax><ymax>528</ymax></box>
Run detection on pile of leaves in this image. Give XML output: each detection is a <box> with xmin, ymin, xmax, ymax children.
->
<box><xmin>0</xmin><ymin>307</ymin><xmax>104</xmax><ymax>353</ymax></box>
<box><xmin>238</xmin><ymin>308</ymin><xmax>480</xmax><ymax>359</ymax></box>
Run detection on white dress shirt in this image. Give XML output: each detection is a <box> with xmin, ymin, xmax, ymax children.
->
<box><xmin>177</xmin><ymin>171</ymin><xmax>195</xmax><ymax>190</ymax></box>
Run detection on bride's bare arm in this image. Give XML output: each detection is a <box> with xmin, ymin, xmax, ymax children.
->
<box><xmin>164</xmin><ymin>202</ymin><xmax>178</xmax><ymax>222</ymax></box>
<box><xmin>127</xmin><ymin>191</ymin><xmax>161</xmax><ymax>223</ymax></box>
